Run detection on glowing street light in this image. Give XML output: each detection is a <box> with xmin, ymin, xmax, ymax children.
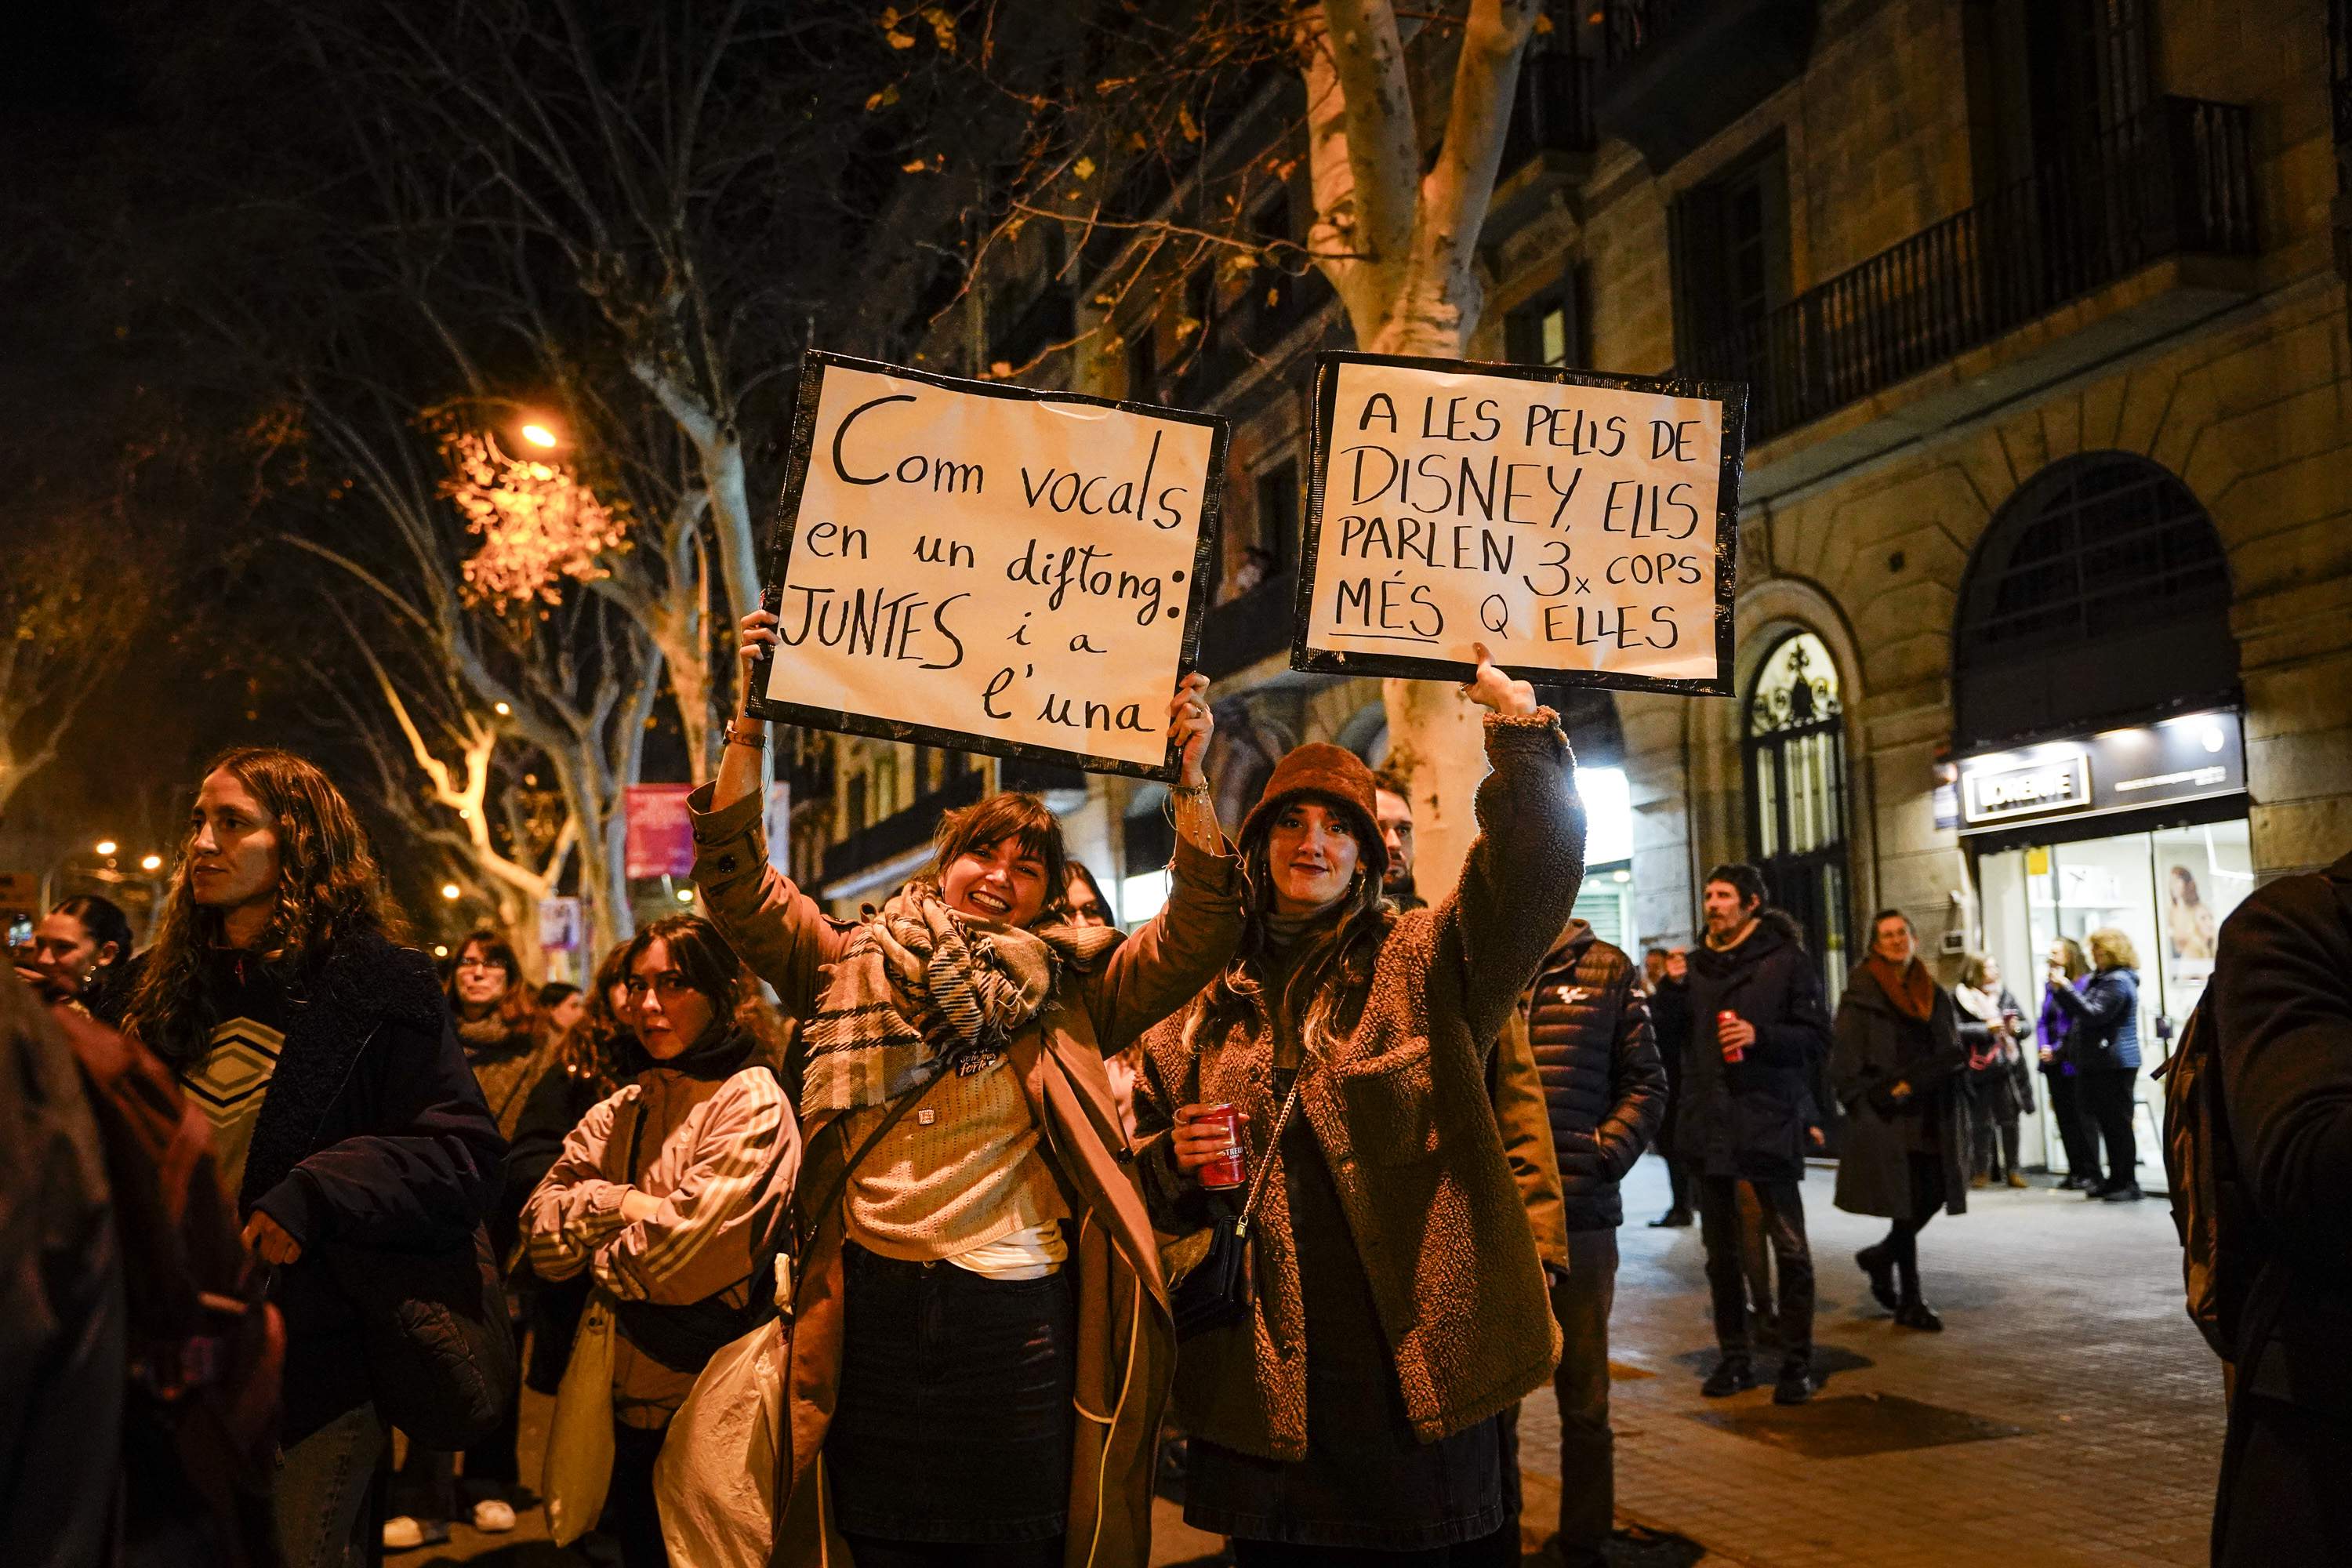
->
<box><xmin>494</xmin><ymin>702</ymin><xmax>512</xmax><ymax>716</ymax></box>
<box><xmin>520</xmin><ymin>423</ymin><xmax>560</xmax><ymax>449</ymax></box>
<box><xmin>94</xmin><ymin>839</ymin><xmax>118</xmax><ymax>856</ymax></box>
<box><xmin>140</xmin><ymin>854</ymin><xmax>163</xmax><ymax>872</ymax></box>
<box><xmin>676</xmin><ymin>887</ymin><xmax>696</xmax><ymax>903</ymax></box>
<box><xmin>441</xmin><ymin>882</ymin><xmax>463</xmax><ymax>902</ymax></box>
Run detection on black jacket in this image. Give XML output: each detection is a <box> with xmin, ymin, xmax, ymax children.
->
<box><xmin>1518</xmin><ymin>921</ymin><xmax>1666</xmax><ymax>1231</ymax></box>
<box><xmin>235</xmin><ymin>931</ymin><xmax>504</xmax><ymax>1441</ymax></box>
<box><xmin>1681</xmin><ymin>911</ymin><xmax>1832</xmax><ymax>1182</ymax></box>
<box><xmin>2215</xmin><ymin>851</ymin><xmax>2352</xmax><ymax>1417</ymax></box>
<box><xmin>1650</xmin><ymin>975</ymin><xmax>1691</xmax><ymax>1157</ymax></box>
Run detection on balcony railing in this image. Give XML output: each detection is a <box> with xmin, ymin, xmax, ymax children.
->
<box><xmin>1681</xmin><ymin>96</ymin><xmax>2255</xmax><ymax>445</ymax></box>
<box><xmin>1198</xmin><ymin>568</ymin><xmax>1298</xmax><ymax>678</ymax></box>
<box><xmin>1501</xmin><ymin>32</ymin><xmax>1596</xmax><ymax>167</ymax></box>
<box><xmin>1593</xmin><ymin>0</ymin><xmax>1815</xmax><ymax>169</ymax></box>
<box><xmin>821</xmin><ymin>768</ymin><xmax>983</xmax><ymax>888</ymax></box>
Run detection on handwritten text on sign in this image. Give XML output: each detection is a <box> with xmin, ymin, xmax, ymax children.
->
<box><xmin>1301</xmin><ymin>357</ymin><xmax>1737</xmax><ymax>689</ymax></box>
<box><xmin>759</xmin><ymin>358</ymin><xmax>1218</xmax><ymax>773</ymax></box>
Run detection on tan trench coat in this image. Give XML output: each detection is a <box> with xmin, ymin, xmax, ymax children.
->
<box><xmin>687</xmin><ymin>783</ymin><xmax>1243</xmax><ymax>1567</ymax></box>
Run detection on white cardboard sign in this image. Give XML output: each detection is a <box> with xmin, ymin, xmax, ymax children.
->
<box><xmin>750</xmin><ymin>352</ymin><xmax>1227</xmax><ymax>778</ymax></box>
<box><xmin>1294</xmin><ymin>352</ymin><xmax>1745</xmax><ymax>695</ymax></box>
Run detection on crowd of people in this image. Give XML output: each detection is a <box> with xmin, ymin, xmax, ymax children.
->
<box><xmin>11</xmin><ymin>604</ymin><xmax>2311</xmax><ymax>1568</ymax></box>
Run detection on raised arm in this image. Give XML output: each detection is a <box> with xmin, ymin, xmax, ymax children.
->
<box><xmin>1440</xmin><ymin>645</ymin><xmax>1587</xmax><ymax>1053</ymax></box>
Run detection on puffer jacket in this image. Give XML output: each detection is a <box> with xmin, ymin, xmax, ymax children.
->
<box><xmin>1515</xmin><ymin>920</ymin><xmax>1666</xmax><ymax>1231</ymax></box>
<box><xmin>2048</xmin><ymin>967</ymin><xmax>2143</xmax><ymax>1071</ymax></box>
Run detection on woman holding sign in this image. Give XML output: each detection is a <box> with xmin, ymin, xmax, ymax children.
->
<box><xmin>684</xmin><ymin>608</ymin><xmax>1240</xmax><ymax>1567</ymax></box>
<box><xmin>1133</xmin><ymin>647</ymin><xmax>1586</xmax><ymax>1566</ymax></box>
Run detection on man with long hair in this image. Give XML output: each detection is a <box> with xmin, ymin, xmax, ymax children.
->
<box><xmin>121</xmin><ymin>746</ymin><xmax>503</xmax><ymax>1568</ymax></box>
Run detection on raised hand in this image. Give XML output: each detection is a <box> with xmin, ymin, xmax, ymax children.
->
<box><xmin>737</xmin><ymin>609</ymin><xmax>780</xmax><ymax>721</ymax></box>
<box><xmin>1169</xmin><ymin>672</ymin><xmax>1214</xmax><ymax>787</ymax></box>
<box><xmin>1461</xmin><ymin>641</ymin><xmax>1537</xmax><ymax>717</ymax></box>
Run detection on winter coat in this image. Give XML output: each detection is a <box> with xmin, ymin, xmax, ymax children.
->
<box><xmin>688</xmin><ymin>782</ymin><xmax>1246</xmax><ymax>1568</ymax></box>
<box><xmin>2037</xmin><ymin>978</ymin><xmax>2085</xmax><ymax>1074</ymax></box>
<box><xmin>2049</xmin><ymin>966</ymin><xmax>2143</xmax><ymax>1072</ymax></box>
<box><xmin>1680</xmin><ymin>913</ymin><xmax>1832</xmax><ymax>1182</ymax></box>
<box><xmin>1490</xmin><ymin>1007</ymin><xmax>1571</xmax><ymax>1269</ymax></box>
<box><xmin>1133</xmin><ymin>712</ymin><xmax>1584</xmax><ymax>1461</ymax></box>
<box><xmin>2213</xmin><ymin>851</ymin><xmax>2352</xmax><ymax>1417</ymax></box>
<box><xmin>1513</xmin><ymin>920</ymin><xmax>1667</xmax><ymax>1232</ymax></box>
<box><xmin>1650</xmin><ymin>976</ymin><xmax>1691</xmax><ymax>1158</ymax></box>
<box><xmin>524</xmin><ymin>1036</ymin><xmax>799</xmax><ymax>1428</ymax></box>
<box><xmin>1828</xmin><ymin>963</ymin><xmax>1971</xmax><ymax>1221</ymax></box>
<box><xmin>1955</xmin><ymin>985</ymin><xmax>2034</xmax><ymax>1123</ymax></box>
<box><xmin>212</xmin><ymin>932</ymin><xmax>504</xmax><ymax>1441</ymax></box>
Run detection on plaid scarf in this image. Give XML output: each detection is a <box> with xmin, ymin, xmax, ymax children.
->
<box><xmin>800</xmin><ymin>878</ymin><xmax>1122</xmax><ymax>1116</ymax></box>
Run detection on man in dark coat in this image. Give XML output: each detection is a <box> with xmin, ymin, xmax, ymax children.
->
<box><xmin>2209</xmin><ymin>849</ymin><xmax>2352</xmax><ymax>1564</ymax></box>
<box><xmin>1647</xmin><ymin>946</ymin><xmax>1695</xmax><ymax>1226</ymax></box>
<box><xmin>1512</xmin><ymin>920</ymin><xmax>1666</xmax><ymax>1568</ymax></box>
<box><xmin>1830</xmin><ymin>910</ymin><xmax>1970</xmax><ymax>1330</ymax></box>
<box><xmin>1682</xmin><ymin>863</ymin><xmax>1833</xmax><ymax>1405</ymax></box>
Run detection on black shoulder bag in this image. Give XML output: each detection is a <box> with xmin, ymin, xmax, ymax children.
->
<box><xmin>1169</xmin><ymin>1073</ymin><xmax>1305</xmax><ymax>1341</ymax></box>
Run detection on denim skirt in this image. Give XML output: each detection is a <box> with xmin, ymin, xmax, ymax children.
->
<box><xmin>826</xmin><ymin>1243</ymin><xmax>1078</xmax><ymax>1543</ymax></box>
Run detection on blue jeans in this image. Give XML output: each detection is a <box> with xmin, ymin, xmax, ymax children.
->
<box><xmin>274</xmin><ymin>1403</ymin><xmax>386</xmax><ymax>1568</ymax></box>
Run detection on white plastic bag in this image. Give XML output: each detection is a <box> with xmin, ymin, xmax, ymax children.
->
<box><xmin>654</xmin><ymin>1313</ymin><xmax>789</xmax><ymax>1568</ymax></box>
<box><xmin>542</xmin><ymin>1294</ymin><xmax>618</xmax><ymax>1546</ymax></box>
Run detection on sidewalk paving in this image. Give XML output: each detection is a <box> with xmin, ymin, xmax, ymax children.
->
<box><xmin>406</xmin><ymin>1156</ymin><xmax>2222</xmax><ymax>1568</ymax></box>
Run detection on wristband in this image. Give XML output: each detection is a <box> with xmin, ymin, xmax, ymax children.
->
<box><xmin>724</xmin><ymin>720</ymin><xmax>768</xmax><ymax>752</ymax></box>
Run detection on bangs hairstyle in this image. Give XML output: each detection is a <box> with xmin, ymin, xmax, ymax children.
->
<box><xmin>622</xmin><ymin>914</ymin><xmax>747</xmax><ymax>1033</ymax></box>
<box><xmin>1189</xmin><ymin>800</ymin><xmax>1392</xmax><ymax>1063</ymax></box>
<box><xmin>2086</xmin><ymin>926</ymin><xmax>2140</xmax><ymax>972</ymax></box>
<box><xmin>447</xmin><ymin>930</ymin><xmax>540</xmax><ymax>1039</ymax></box>
<box><xmin>125</xmin><ymin>746</ymin><xmax>407</xmax><ymax>1065</ymax></box>
<box><xmin>928</xmin><ymin>792</ymin><xmax>1068</xmax><ymax>917</ymax></box>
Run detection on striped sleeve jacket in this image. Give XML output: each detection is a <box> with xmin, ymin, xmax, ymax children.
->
<box><xmin>524</xmin><ymin>1064</ymin><xmax>798</xmax><ymax>1306</ymax></box>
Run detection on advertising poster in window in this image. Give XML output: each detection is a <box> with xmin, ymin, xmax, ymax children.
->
<box><xmin>747</xmin><ymin>351</ymin><xmax>1228</xmax><ymax>780</ymax></box>
<box><xmin>1290</xmin><ymin>351</ymin><xmax>1746</xmax><ymax>695</ymax></box>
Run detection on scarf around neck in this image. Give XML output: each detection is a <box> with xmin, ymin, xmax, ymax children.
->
<box><xmin>1866</xmin><ymin>953</ymin><xmax>1937</xmax><ymax>1022</ymax></box>
<box><xmin>801</xmin><ymin>878</ymin><xmax>1122</xmax><ymax>1116</ymax></box>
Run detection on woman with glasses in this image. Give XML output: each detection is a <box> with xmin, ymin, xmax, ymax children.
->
<box><xmin>524</xmin><ymin>915</ymin><xmax>799</xmax><ymax>1566</ymax></box>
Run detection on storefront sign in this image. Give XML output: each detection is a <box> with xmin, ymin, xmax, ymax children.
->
<box><xmin>747</xmin><ymin>351</ymin><xmax>1227</xmax><ymax>781</ymax></box>
<box><xmin>1957</xmin><ymin>710</ymin><xmax>2246</xmax><ymax>834</ymax></box>
<box><xmin>1291</xmin><ymin>351</ymin><xmax>1745</xmax><ymax>695</ymax></box>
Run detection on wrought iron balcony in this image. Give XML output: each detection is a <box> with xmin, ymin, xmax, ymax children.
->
<box><xmin>1594</xmin><ymin>0</ymin><xmax>1817</xmax><ymax>170</ymax></box>
<box><xmin>1681</xmin><ymin>96</ymin><xmax>2256</xmax><ymax>448</ymax></box>
<box><xmin>1197</xmin><ymin>568</ymin><xmax>1298</xmax><ymax>678</ymax></box>
<box><xmin>820</xmin><ymin>768</ymin><xmax>983</xmax><ymax>890</ymax></box>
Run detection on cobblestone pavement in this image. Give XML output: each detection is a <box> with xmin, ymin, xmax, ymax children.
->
<box><xmin>409</xmin><ymin>1156</ymin><xmax>2223</xmax><ymax>1567</ymax></box>
<box><xmin>1505</xmin><ymin>1156</ymin><xmax>2225</xmax><ymax>1568</ymax></box>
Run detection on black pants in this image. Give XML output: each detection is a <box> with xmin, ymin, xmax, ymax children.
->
<box><xmin>1696</xmin><ymin>1175</ymin><xmax>1813</xmax><ymax>1360</ymax></box>
<box><xmin>1664</xmin><ymin>1155</ymin><xmax>1693</xmax><ymax>1216</ymax></box>
<box><xmin>2080</xmin><ymin>1069</ymin><xmax>2140</xmax><ymax>1187</ymax></box>
<box><xmin>1972</xmin><ymin>1109</ymin><xmax>2020</xmax><ymax>1181</ymax></box>
<box><xmin>602</xmin><ymin>1422</ymin><xmax>670</xmax><ymax>1568</ymax></box>
<box><xmin>1879</xmin><ymin>1152</ymin><xmax>1945</xmax><ymax>1300</ymax></box>
<box><xmin>844</xmin><ymin>1538</ymin><xmax>1060</xmax><ymax>1568</ymax></box>
<box><xmin>2045</xmin><ymin>1071</ymin><xmax>2101</xmax><ymax>1183</ymax></box>
<box><xmin>1228</xmin><ymin>1521</ymin><xmax>1521</xmax><ymax>1566</ymax></box>
<box><xmin>1549</xmin><ymin>1231</ymin><xmax>1617</xmax><ymax>1567</ymax></box>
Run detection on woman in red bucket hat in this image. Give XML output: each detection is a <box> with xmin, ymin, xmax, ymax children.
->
<box><xmin>1136</xmin><ymin>644</ymin><xmax>1588</xmax><ymax>1566</ymax></box>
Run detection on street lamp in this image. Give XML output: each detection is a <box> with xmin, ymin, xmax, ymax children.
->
<box><xmin>94</xmin><ymin>839</ymin><xmax>118</xmax><ymax>857</ymax></box>
<box><xmin>676</xmin><ymin>887</ymin><xmax>695</xmax><ymax>903</ymax></box>
<box><xmin>520</xmin><ymin>422</ymin><xmax>560</xmax><ymax>449</ymax></box>
<box><xmin>441</xmin><ymin>883</ymin><xmax>462</xmax><ymax>902</ymax></box>
<box><xmin>140</xmin><ymin>854</ymin><xmax>163</xmax><ymax>872</ymax></box>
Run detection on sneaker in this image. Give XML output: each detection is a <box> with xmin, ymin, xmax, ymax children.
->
<box><xmin>1772</xmin><ymin>1359</ymin><xmax>1815</xmax><ymax>1405</ymax></box>
<box><xmin>473</xmin><ymin>1498</ymin><xmax>517</xmax><ymax>1534</ymax></box>
<box><xmin>382</xmin><ymin>1517</ymin><xmax>448</xmax><ymax>1552</ymax></box>
<box><xmin>1649</xmin><ymin>1207</ymin><xmax>1694</xmax><ymax>1229</ymax></box>
<box><xmin>2084</xmin><ymin>1179</ymin><xmax>2114</xmax><ymax>1200</ymax></box>
<box><xmin>2005</xmin><ymin>1171</ymin><xmax>2030</xmax><ymax>1189</ymax></box>
<box><xmin>2103</xmin><ymin>1181</ymin><xmax>2145</xmax><ymax>1203</ymax></box>
<box><xmin>1855</xmin><ymin>1245</ymin><xmax>1898</xmax><ymax>1310</ymax></box>
<box><xmin>1893</xmin><ymin>1300</ymin><xmax>1945</xmax><ymax>1331</ymax></box>
<box><xmin>1700</xmin><ymin>1357</ymin><xmax>1756</xmax><ymax>1398</ymax></box>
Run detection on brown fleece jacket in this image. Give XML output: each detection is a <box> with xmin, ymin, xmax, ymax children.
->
<box><xmin>1134</xmin><ymin>711</ymin><xmax>1586</xmax><ymax>1461</ymax></box>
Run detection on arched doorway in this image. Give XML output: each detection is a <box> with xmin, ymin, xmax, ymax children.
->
<box><xmin>1743</xmin><ymin>630</ymin><xmax>1852</xmax><ymax>1005</ymax></box>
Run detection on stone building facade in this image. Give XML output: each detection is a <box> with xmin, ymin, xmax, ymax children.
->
<box><xmin>790</xmin><ymin>0</ymin><xmax>2352</xmax><ymax>1172</ymax></box>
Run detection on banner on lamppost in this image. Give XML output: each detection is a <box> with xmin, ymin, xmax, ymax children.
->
<box><xmin>624</xmin><ymin>784</ymin><xmax>698</xmax><ymax>880</ymax></box>
<box><xmin>537</xmin><ymin>895</ymin><xmax>583</xmax><ymax>953</ymax></box>
<box><xmin>1292</xmin><ymin>351</ymin><xmax>1746</xmax><ymax>696</ymax></box>
<box><xmin>746</xmin><ymin>350</ymin><xmax>1228</xmax><ymax>780</ymax></box>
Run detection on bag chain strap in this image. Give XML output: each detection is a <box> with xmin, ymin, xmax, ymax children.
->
<box><xmin>1232</xmin><ymin>1074</ymin><xmax>1306</xmax><ymax>1242</ymax></box>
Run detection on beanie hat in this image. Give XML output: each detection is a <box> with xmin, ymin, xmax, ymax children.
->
<box><xmin>1238</xmin><ymin>742</ymin><xmax>1388</xmax><ymax>878</ymax></box>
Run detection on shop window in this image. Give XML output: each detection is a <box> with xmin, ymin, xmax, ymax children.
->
<box><xmin>1953</xmin><ymin>452</ymin><xmax>2234</xmax><ymax>749</ymax></box>
<box><xmin>1744</xmin><ymin>631</ymin><xmax>1852</xmax><ymax>1006</ymax></box>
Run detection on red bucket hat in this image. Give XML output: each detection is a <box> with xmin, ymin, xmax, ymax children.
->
<box><xmin>1236</xmin><ymin>742</ymin><xmax>1388</xmax><ymax>879</ymax></box>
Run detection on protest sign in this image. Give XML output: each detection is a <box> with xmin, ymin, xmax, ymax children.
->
<box><xmin>747</xmin><ymin>351</ymin><xmax>1226</xmax><ymax>779</ymax></box>
<box><xmin>1293</xmin><ymin>351</ymin><xmax>1746</xmax><ymax>695</ymax></box>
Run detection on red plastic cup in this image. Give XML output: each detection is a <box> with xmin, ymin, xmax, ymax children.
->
<box><xmin>1195</xmin><ymin>1103</ymin><xmax>1248</xmax><ymax>1190</ymax></box>
<box><xmin>1719</xmin><ymin>1010</ymin><xmax>1745</xmax><ymax>1063</ymax></box>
